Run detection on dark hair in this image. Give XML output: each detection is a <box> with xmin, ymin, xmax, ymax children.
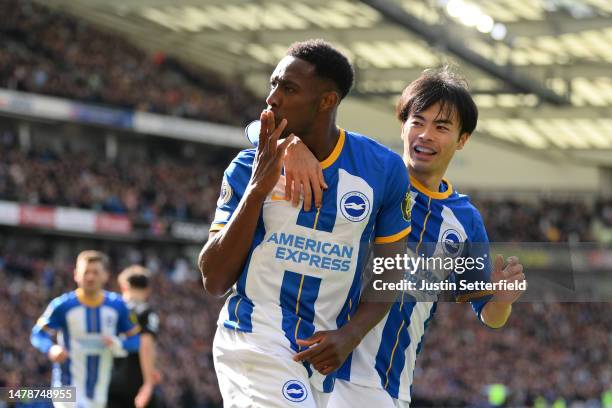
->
<box><xmin>286</xmin><ymin>39</ymin><xmax>354</xmax><ymax>99</ymax></box>
<box><xmin>396</xmin><ymin>67</ymin><xmax>478</xmax><ymax>136</ymax></box>
<box><xmin>118</xmin><ymin>265</ymin><xmax>151</xmax><ymax>289</ymax></box>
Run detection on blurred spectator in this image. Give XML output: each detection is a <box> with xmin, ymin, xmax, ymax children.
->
<box><xmin>0</xmin><ymin>131</ymin><xmax>232</xmax><ymax>225</ymax></box>
<box><xmin>412</xmin><ymin>302</ymin><xmax>611</xmax><ymax>407</ymax></box>
<box><xmin>475</xmin><ymin>196</ymin><xmax>595</xmax><ymax>243</ymax></box>
<box><xmin>0</xmin><ymin>0</ymin><xmax>262</xmax><ymax>126</ymax></box>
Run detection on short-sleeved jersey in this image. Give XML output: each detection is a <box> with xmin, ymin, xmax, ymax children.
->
<box><xmin>33</xmin><ymin>289</ymin><xmax>138</xmax><ymax>406</ymax></box>
<box><xmin>337</xmin><ymin>176</ymin><xmax>492</xmax><ymax>402</ymax></box>
<box><xmin>210</xmin><ymin>129</ymin><xmax>411</xmax><ymax>392</ymax></box>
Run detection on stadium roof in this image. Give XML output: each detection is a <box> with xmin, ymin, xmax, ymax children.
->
<box><xmin>42</xmin><ymin>0</ymin><xmax>612</xmax><ymax>165</ymax></box>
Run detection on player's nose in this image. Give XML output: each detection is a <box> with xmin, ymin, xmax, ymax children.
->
<box><xmin>419</xmin><ymin>125</ymin><xmax>435</xmax><ymax>141</ymax></box>
<box><xmin>265</xmin><ymin>88</ymin><xmax>281</xmax><ymax>109</ymax></box>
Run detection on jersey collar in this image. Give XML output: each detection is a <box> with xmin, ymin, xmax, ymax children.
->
<box><xmin>410</xmin><ymin>175</ymin><xmax>453</xmax><ymax>200</ymax></box>
<box><xmin>75</xmin><ymin>288</ymin><xmax>105</xmax><ymax>307</ymax></box>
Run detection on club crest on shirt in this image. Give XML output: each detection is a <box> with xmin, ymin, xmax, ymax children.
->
<box><xmin>401</xmin><ymin>192</ymin><xmax>412</xmax><ymax>222</ymax></box>
<box><xmin>105</xmin><ymin>315</ymin><xmax>116</xmax><ymax>329</ymax></box>
<box><xmin>340</xmin><ymin>191</ymin><xmax>370</xmax><ymax>222</ymax></box>
<box><xmin>441</xmin><ymin>228</ymin><xmax>465</xmax><ymax>257</ymax></box>
<box><xmin>282</xmin><ymin>380</ymin><xmax>307</xmax><ymax>402</ymax></box>
<box><xmin>217</xmin><ymin>178</ymin><xmax>233</xmax><ymax>207</ymax></box>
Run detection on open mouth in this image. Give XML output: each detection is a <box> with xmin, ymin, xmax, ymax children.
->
<box><xmin>414</xmin><ymin>145</ymin><xmax>437</xmax><ymax>156</ymax></box>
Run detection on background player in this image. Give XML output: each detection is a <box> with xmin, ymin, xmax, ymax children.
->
<box><xmin>278</xmin><ymin>68</ymin><xmax>527</xmax><ymax>407</ymax></box>
<box><xmin>31</xmin><ymin>250</ymin><xmax>140</xmax><ymax>408</ymax></box>
<box><xmin>198</xmin><ymin>39</ymin><xmax>411</xmax><ymax>407</ymax></box>
<box><xmin>108</xmin><ymin>265</ymin><xmax>161</xmax><ymax>408</ymax></box>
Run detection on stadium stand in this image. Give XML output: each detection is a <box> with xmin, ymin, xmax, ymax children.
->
<box><xmin>412</xmin><ymin>302</ymin><xmax>611</xmax><ymax>407</ymax></box>
<box><xmin>0</xmin><ymin>0</ymin><xmax>262</xmax><ymax>126</ymax></box>
<box><xmin>0</xmin><ymin>122</ymin><xmax>237</xmax><ymax>226</ymax></box>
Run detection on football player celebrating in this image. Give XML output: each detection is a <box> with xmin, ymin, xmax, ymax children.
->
<box><xmin>199</xmin><ymin>39</ymin><xmax>411</xmax><ymax>407</ymax></box>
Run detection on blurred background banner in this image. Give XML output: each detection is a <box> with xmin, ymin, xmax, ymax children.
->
<box><xmin>0</xmin><ymin>0</ymin><xmax>610</xmax><ymax>407</ymax></box>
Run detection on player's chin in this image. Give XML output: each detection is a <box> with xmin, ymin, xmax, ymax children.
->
<box><xmin>410</xmin><ymin>160</ymin><xmax>435</xmax><ymax>173</ymax></box>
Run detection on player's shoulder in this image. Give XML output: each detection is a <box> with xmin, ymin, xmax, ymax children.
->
<box><xmin>344</xmin><ymin>130</ymin><xmax>405</xmax><ymax>172</ymax></box>
<box><xmin>141</xmin><ymin>308</ymin><xmax>160</xmax><ymax>333</ymax></box>
<box><xmin>49</xmin><ymin>291</ymin><xmax>80</xmax><ymax>311</ymax></box>
<box><xmin>103</xmin><ymin>291</ymin><xmax>129</xmax><ymax>310</ymax></box>
<box><xmin>345</xmin><ymin>130</ymin><xmax>401</xmax><ymax>158</ymax></box>
<box><xmin>446</xmin><ymin>188</ymin><xmax>486</xmax><ymax>232</ymax></box>
<box><xmin>228</xmin><ymin>149</ymin><xmax>256</xmax><ymax>170</ymax></box>
<box><xmin>224</xmin><ymin>148</ymin><xmax>256</xmax><ymax>183</ymax></box>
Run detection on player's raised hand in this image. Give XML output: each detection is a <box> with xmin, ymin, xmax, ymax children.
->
<box><xmin>293</xmin><ymin>329</ymin><xmax>359</xmax><ymax>375</ymax></box>
<box><xmin>48</xmin><ymin>344</ymin><xmax>69</xmax><ymax>363</ymax></box>
<box><xmin>249</xmin><ymin>110</ymin><xmax>293</xmax><ymax>198</ymax></box>
<box><xmin>491</xmin><ymin>254</ymin><xmax>526</xmax><ymax>304</ymax></box>
<box><xmin>283</xmin><ymin>137</ymin><xmax>328</xmax><ymax>211</ymax></box>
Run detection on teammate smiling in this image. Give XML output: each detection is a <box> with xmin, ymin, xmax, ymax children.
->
<box><xmin>280</xmin><ymin>67</ymin><xmax>526</xmax><ymax>407</ymax></box>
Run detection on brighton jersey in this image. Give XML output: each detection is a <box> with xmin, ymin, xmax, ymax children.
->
<box><xmin>210</xmin><ymin>129</ymin><xmax>411</xmax><ymax>392</ymax></box>
<box><xmin>31</xmin><ymin>289</ymin><xmax>138</xmax><ymax>406</ymax></box>
<box><xmin>337</xmin><ymin>175</ymin><xmax>493</xmax><ymax>401</ymax></box>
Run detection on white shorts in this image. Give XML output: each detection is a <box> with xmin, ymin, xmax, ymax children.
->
<box><xmin>327</xmin><ymin>379</ymin><xmax>410</xmax><ymax>408</ymax></box>
<box><xmin>213</xmin><ymin>326</ymin><xmax>330</xmax><ymax>408</ymax></box>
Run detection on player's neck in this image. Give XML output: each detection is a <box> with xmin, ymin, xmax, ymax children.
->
<box><xmin>410</xmin><ymin>169</ymin><xmax>445</xmax><ymax>193</ymax></box>
<box><xmin>301</xmin><ymin>122</ymin><xmax>340</xmax><ymax>163</ymax></box>
<box><xmin>76</xmin><ymin>288</ymin><xmax>104</xmax><ymax>306</ymax></box>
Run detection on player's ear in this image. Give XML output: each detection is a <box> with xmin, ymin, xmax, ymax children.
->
<box><xmin>319</xmin><ymin>91</ymin><xmax>339</xmax><ymax>112</ymax></box>
<box><xmin>457</xmin><ymin>132</ymin><xmax>471</xmax><ymax>150</ymax></box>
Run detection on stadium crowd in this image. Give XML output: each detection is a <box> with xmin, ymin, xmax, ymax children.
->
<box><xmin>412</xmin><ymin>302</ymin><xmax>611</xmax><ymax>407</ymax></box>
<box><xmin>0</xmin><ymin>237</ymin><xmax>609</xmax><ymax>408</ymax></box>
<box><xmin>0</xmin><ymin>0</ymin><xmax>262</xmax><ymax>126</ymax></box>
<box><xmin>0</xmin><ymin>127</ymin><xmax>235</xmax><ymax>226</ymax></box>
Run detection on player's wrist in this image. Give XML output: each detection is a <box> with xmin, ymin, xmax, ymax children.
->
<box><xmin>339</xmin><ymin>322</ymin><xmax>366</xmax><ymax>350</ymax></box>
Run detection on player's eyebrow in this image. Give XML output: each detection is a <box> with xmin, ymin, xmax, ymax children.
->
<box><xmin>412</xmin><ymin>114</ymin><xmax>453</xmax><ymax>125</ymax></box>
<box><xmin>269</xmin><ymin>76</ymin><xmax>301</xmax><ymax>89</ymax></box>
<box><xmin>434</xmin><ymin>118</ymin><xmax>453</xmax><ymax>125</ymax></box>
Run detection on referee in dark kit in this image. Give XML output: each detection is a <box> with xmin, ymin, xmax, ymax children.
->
<box><xmin>108</xmin><ymin>265</ymin><xmax>161</xmax><ymax>408</ymax></box>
